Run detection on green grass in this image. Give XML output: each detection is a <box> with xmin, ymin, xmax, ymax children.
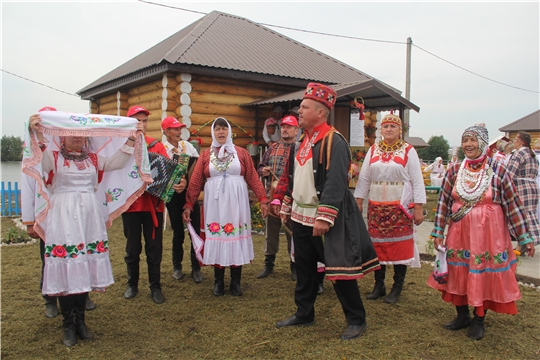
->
<box><xmin>2</xmin><ymin>218</ymin><xmax>539</xmax><ymax>359</ymax></box>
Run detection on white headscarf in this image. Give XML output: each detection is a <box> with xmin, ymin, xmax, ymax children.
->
<box><xmin>211</xmin><ymin>117</ymin><xmax>237</xmax><ymax>159</ymax></box>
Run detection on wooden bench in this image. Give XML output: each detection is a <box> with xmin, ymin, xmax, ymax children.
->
<box><xmin>425</xmin><ymin>186</ymin><xmax>441</xmax><ymax>194</ymax></box>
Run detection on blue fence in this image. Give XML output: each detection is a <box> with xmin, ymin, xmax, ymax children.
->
<box><xmin>1</xmin><ymin>182</ymin><xmax>21</xmax><ymax>216</ymax></box>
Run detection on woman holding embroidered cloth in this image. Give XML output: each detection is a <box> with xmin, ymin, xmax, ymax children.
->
<box><xmin>183</xmin><ymin>117</ymin><xmax>269</xmax><ymax>296</ymax></box>
<box><xmin>354</xmin><ymin>113</ymin><xmax>426</xmax><ymax>304</ymax></box>
<box><xmin>25</xmin><ymin>111</ymin><xmax>150</xmax><ymax>347</ymax></box>
<box><xmin>428</xmin><ymin>124</ymin><xmax>535</xmax><ymax>341</ymax></box>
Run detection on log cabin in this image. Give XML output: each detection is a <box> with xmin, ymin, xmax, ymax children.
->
<box><xmin>78</xmin><ymin>10</ymin><xmax>420</xmax><ymax>161</ymax></box>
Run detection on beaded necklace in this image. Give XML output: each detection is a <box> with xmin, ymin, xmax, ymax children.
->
<box><xmin>376</xmin><ymin>139</ymin><xmax>405</xmax><ymax>162</ymax></box>
<box><xmin>451</xmin><ymin>157</ymin><xmax>493</xmax><ymax>221</ymax></box>
<box><xmin>60</xmin><ymin>147</ymin><xmax>89</xmax><ymax>170</ymax></box>
<box><xmin>210</xmin><ymin>147</ymin><xmax>234</xmax><ymax>172</ymax></box>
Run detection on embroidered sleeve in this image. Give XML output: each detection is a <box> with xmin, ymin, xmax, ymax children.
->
<box><xmin>407</xmin><ymin>147</ymin><xmax>427</xmax><ymax>204</ymax></box>
<box><xmin>431</xmin><ymin>163</ymin><xmax>457</xmax><ymax>238</ymax></box>
<box><xmin>316</xmin><ymin>205</ymin><xmax>338</xmax><ymax>226</ymax></box>
<box><xmin>280</xmin><ymin>195</ymin><xmax>292</xmax><ymax>215</ymax></box>
<box><xmin>184</xmin><ymin>150</ymin><xmax>209</xmax><ymax>210</ymax></box>
<box><xmin>239</xmin><ymin>147</ymin><xmax>269</xmax><ymax>204</ymax></box>
<box><xmin>497</xmin><ymin>161</ymin><xmax>534</xmax><ymax>245</ymax></box>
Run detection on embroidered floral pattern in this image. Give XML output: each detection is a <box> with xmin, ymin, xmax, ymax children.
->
<box><xmin>103</xmin><ymin>188</ymin><xmax>123</xmax><ymax>206</ymax></box>
<box><xmin>447</xmin><ymin>248</ymin><xmax>509</xmax><ymax>266</ymax></box>
<box><xmin>222</xmin><ymin>223</ymin><xmax>236</xmax><ymax>236</ymax></box>
<box><xmin>45</xmin><ymin>243</ymin><xmax>86</xmax><ymax>258</ymax></box>
<box><xmin>86</xmin><ymin>240</ymin><xmax>109</xmax><ymax>254</ymax></box>
<box><xmin>207</xmin><ymin>222</ymin><xmax>221</xmax><ymax>235</ymax></box>
<box><xmin>70</xmin><ymin>115</ymin><xmax>121</xmax><ymax>125</ymax></box>
<box><xmin>128</xmin><ymin>165</ymin><xmax>140</xmax><ymax>179</ymax></box>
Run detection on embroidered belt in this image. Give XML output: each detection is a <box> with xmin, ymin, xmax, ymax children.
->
<box><xmin>372</xmin><ymin>181</ymin><xmax>405</xmax><ymax>186</ymax></box>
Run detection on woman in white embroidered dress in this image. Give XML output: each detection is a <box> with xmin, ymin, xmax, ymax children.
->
<box><xmin>424</xmin><ymin>157</ymin><xmax>445</xmax><ymax>187</ymax></box>
<box><xmin>28</xmin><ymin>114</ymin><xmax>143</xmax><ymax>347</ymax></box>
<box><xmin>183</xmin><ymin>118</ymin><xmax>269</xmax><ymax>296</ymax></box>
<box><xmin>354</xmin><ymin>113</ymin><xmax>426</xmax><ymax>304</ymax></box>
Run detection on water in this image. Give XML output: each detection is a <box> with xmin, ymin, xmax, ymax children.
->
<box><xmin>1</xmin><ymin>161</ymin><xmax>22</xmax><ymax>184</ymax></box>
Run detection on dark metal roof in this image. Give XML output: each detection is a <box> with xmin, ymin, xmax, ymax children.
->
<box><xmin>245</xmin><ymin>79</ymin><xmax>420</xmax><ymax>112</ymax></box>
<box><xmin>499</xmin><ymin>109</ymin><xmax>540</xmax><ymax>132</ymax></box>
<box><xmin>405</xmin><ymin>136</ymin><xmax>429</xmax><ymax>148</ymax></box>
<box><xmin>78</xmin><ymin>11</ymin><xmax>394</xmax><ymax>99</ymax></box>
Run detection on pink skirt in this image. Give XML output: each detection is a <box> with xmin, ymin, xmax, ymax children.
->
<box><xmin>427</xmin><ymin>187</ymin><xmax>520</xmax><ymax>315</ymax></box>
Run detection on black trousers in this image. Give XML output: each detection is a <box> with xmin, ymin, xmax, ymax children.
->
<box><xmin>166</xmin><ymin>192</ymin><xmax>200</xmax><ymax>271</ymax></box>
<box><xmin>292</xmin><ymin>221</ymin><xmax>366</xmax><ymax>325</ymax></box>
<box><xmin>122</xmin><ymin>211</ymin><xmax>163</xmax><ymax>289</ymax></box>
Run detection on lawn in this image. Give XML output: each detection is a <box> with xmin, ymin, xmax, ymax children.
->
<box><xmin>1</xmin><ymin>217</ymin><xmax>539</xmax><ymax>359</ymax></box>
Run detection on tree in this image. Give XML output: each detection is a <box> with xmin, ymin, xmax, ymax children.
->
<box><xmin>416</xmin><ymin>135</ymin><xmax>451</xmax><ymax>161</ymax></box>
<box><xmin>1</xmin><ymin>135</ymin><xmax>24</xmax><ymax>161</ymax></box>
<box><xmin>457</xmin><ymin>146</ymin><xmax>465</xmax><ymax>160</ymax></box>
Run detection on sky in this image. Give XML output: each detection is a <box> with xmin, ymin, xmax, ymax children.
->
<box><xmin>1</xmin><ymin>1</ymin><xmax>539</xmax><ymax>147</ymax></box>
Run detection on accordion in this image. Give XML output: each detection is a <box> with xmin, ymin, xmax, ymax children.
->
<box><xmin>146</xmin><ymin>152</ymin><xmax>189</xmax><ymax>202</ymax></box>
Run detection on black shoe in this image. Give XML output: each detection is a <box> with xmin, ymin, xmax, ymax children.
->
<box><xmin>467</xmin><ymin>315</ymin><xmax>485</xmax><ymax>340</ymax></box>
<box><xmin>340</xmin><ymin>323</ymin><xmax>367</xmax><ymax>340</ymax></box>
<box><xmin>317</xmin><ymin>283</ymin><xmax>324</xmax><ymax>295</ymax></box>
<box><xmin>384</xmin><ymin>287</ymin><xmax>402</xmax><ymax>303</ymax></box>
<box><xmin>366</xmin><ymin>284</ymin><xmax>386</xmax><ymax>300</ymax></box>
<box><xmin>85</xmin><ymin>294</ymin><xmax>97</xmax><ymax>311</ymax></box>
<box><xmin>76</xmin><ymin>322</ymin><xmax>94</xmax><ymax>340</ymax></box>
<box><xmin>213</xmin><ymin>282</ymin><xmax>225</xmax><ymax>296</ymax></box>
<box><xmin>444</xmin><ymin>316</ymin><xmax>471</xmax><ymax>330</ymax></box>
<box><xmin>276</xmin><ymin>315</ymin><xmax>314</xmax><ymax>328</ymax></box>
<box><xmin>290</xmin><ymin>268</ymin><xmax>297</xmax><ymax>281</ymax></box>
<box><xmin>124</xmin><ymin>287</ymin><xmax>138</xmax><ymax>300</ymax></box>
<box><xmin>256</xmin><ymin>267</ymin><xmax>273</xmax><ymax>279</ymax></box>
<box><xmin>192</xmin><ymin>269</ymin><xmax>203</xmax><ymax>283</ymax></box>
<box><xmin>151</xmin><ymin>289</ymin><xmax>165</xmax><ymax>304</ymax></box>
<box><xmin>230</xmin><ymin>282</ymin><xmax>243</xmax><ymax>296</ymax></box>
<box><xmin>173</xmin><ymin>269</ymin><xmax>184</xmax><ymax>280</ymax></box>
<box><xmin>45</xmin><ymin>302</ymin><xmax>59</xmax><ymax>318</ymax></box>
<box><xmin>63</xmin><ymin>326</ymin><xmax>77</xmax><ymax>347</ymax></box>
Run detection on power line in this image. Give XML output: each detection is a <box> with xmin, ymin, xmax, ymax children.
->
<box><xmin>1</xmin><ymin>69</ymin><xmax>79</xmax><ymax>97</ymax></box>
<box><xmin>138</xmin><ymin>0</ymin><xmax>539</xmax><ymax>94</ymax></box>
<box><xmin>412</xmin><ymin>44</ymin><xmax>539</xmax><ymax>94</ymax></box>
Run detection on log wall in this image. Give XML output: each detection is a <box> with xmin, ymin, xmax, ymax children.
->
<box><xmin>94</xmin><ymin>73</ymin><xmax>297</xmax><ymax>148</ymax></box>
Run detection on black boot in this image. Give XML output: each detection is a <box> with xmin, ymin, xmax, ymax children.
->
<box><xmin>230</xmin><ymin>266</ymin><xmax>243</xmax><ymax>296</ymax></box>
<box><xmin>467</xmin><ymin>309</ymin><xmax>486</xmax><ymax>340</ymax></box>
<box><xmin>444</xmin><ymin>305</ymin><xmax>471</xmax><ymax>330</ymax></box>
<box><xmin>148</xmin><ymin>265</ymin><xmax>165</xmax><ymax>304</ymax></box>
<box><xmin>367</xmin><ymin>265</ymin><xmax>386</xmax><ymax>300</ymax></box>
<box><xmin>58</xmin><ymin>295</ymin><xmax>77</xmax><ymax>347</ymax></box>
<box><xmin>213</xmin><ymin>267</ymin><xmax>225</xmax><ymax>296</ymax></box>
<box><xmin>43</xmin><ymin>295</ymin><xmax>59</xmax><ymax>318</ymax></box>
<box><xmin>290</xmin><ymin>261</ymin><xmax>297</xmax><ymax>281</ymax></box>
<box><xmin>384</xmin><ymin>265</ymin><xmax>406</xmax><ymax>304</ymax></box>
<box><xmin>74</xmin><ymin>293</ymin><xmax>94</xmax><ymax>340</ymax></box>
<box><xmin>124</xmin><ymin>263</ymin><xmax>139</xmax><ymax>299</ymax></box>
<box><xmin>257</xmin><ymin>255</ymin><xmax>275</xmax><ymax>278</ymax></box>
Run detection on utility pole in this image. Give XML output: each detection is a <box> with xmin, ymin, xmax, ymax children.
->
<box><xmin>404</xmin><ymin>37</ymin><xmax>412</xmax><ymax>138</ymax></box>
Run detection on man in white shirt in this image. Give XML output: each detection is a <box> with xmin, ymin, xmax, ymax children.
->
<box><xmin>161</xmin><ymin>116</ymin><xmax>203</xmax><ymax>283</ymax></box>
<box><xmin>262</xmin><ymin>106</ymin><xmax>284</xmax><ymax>146</ymax></box>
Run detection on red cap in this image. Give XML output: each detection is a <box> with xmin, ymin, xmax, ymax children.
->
<box><xmin>303</xmin><ymin>83</ymin><xmax>337</xmax><ymax>110</ymax></box>
<box><xmin>39</xmin><ymin>106</ymin><xmax>57</xmax><ymax>112</ymax></box>
<box><xmin>161</xmin><ymin>116</ymin><xmax>186</xmax><ymax>130</ymax></box>
<box><xmin>281</xmin><ymin>115</ymin><xmax>299</xmax><ymax>127</ymax></box>
<box><xmin>127</xmin><ymin>106</ymin><xmax>150</xmax><ymax>117</ymax></box>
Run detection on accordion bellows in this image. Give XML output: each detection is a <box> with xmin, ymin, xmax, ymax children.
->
<box><xmin>146</xmin><ymin>152</ymin><xmax>189</xmax><ymax>202</ymax></box>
